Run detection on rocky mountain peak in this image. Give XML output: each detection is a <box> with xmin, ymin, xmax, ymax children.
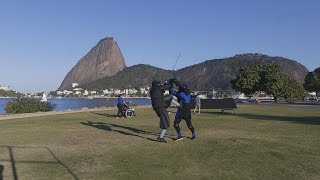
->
<box><xmin>58</xmin><ymin>37</ymin><xmax>126</xmax><ymax>90</ymax></box>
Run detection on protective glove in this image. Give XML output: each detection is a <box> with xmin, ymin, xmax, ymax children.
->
<box><xmin>169</xmin><ymin>89</ymin><xmax>176</xmax><ymax>95</ymax></box>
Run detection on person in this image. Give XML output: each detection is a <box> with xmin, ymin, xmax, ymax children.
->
<box><xmin>150</xmin><ymin>80</ymin><xmax>172</xmax><ymax>143</ymax></box>
<box><xmin>169</xmin><ymin>80</ymin><xmax>196</xmax><ymax>141</ymax></box>
<box><xmin>193</xmin><ymin>94</ymin><xmax>201</xmax><ymax>114</ymax></box>
<box><xmin>116</xmin><ymin>94</ymin><xmax>127</xmax><ymax>118</ymax></box>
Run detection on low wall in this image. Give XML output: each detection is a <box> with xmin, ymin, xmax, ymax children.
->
<box><xmin>190</xmin><ymin>98</ymin><xmax>237</xmax><ymax>109</ymax></box>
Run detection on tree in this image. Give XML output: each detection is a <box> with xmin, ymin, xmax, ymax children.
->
<box><xmin>134</xmin><ymin>86</ymin><xmax>141</xmax><ymax>97</ymax></box>
<box><xmin>282</xmin><ymin>77</ymin><xmax>305</xmax><ymax>103</ymax></box>
<box><xmin>230</xmin><ymin>66</ymin><xmax>260</xmax><ymax>96</ymax></box>
<box><xmin>304</xmin><ymin>67</ymin><xmax>320</xmax><ymax>97</ymax></box>
<box><xmin>5</xmin><ymin>98</ymin><xmax>55</xmax><ymax>113</ymax></box>
<box><xmin>259</xmin><ymin>65</ymin><xmax>287</xmax><ymax>102</ymax></box>
<box><xmin>0</xmin><ymin>89</ymin><xmax>22</xmax><ymax>98</ymax></box>
<box><xmin>49</xmin><ymin>91</ymin><xmax>58</xmax><ymax>97</ymax></box>
<box><xmin>204</xmin><ymin>82</ymin><xmax>215</xmax><ymax>91</ymax></box>
<box><xmin>231</xmin><ymin>64</ymin><xmax>305</xmax><ymax>103</ymax></box>
<box><xmin>36</xmin><ymin>92</ymin><xmax>44</xmax><ymax>97</ymax></box>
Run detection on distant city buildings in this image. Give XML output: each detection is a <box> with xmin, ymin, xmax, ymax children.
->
<box><xmin>55</xmin><ymin>82</ymin><xmax>150</xmax><ymax>97</ymax></box>
<box><xmin>0</xmin><ymin>86</ymin><xmax>10</xmax><ymax>91</ymax></box>
<box><xmin>53</xmin><ymin>82</ymin><xmax>319</xmax><ymax>101</ymax></box>
<box><xmin>0</xmin><ymin>85</ymin><xmax>21</xmax><ymax>98</ymax></box>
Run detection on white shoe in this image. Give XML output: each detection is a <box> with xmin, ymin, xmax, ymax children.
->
<box><xmin>174</xmin><ymin>137</ymin><xmax>183</xmax><ymax>141</ymax></box>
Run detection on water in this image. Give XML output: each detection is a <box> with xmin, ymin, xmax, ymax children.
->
<box><xmin>0</xmin><ymin>98</ymin><xmax>13</xmax><ymax>114</ymax></box>
<box><xmin>0</xmin><ymin>97</ymin><xmax>151</xmax><ymax>115</ymax></box>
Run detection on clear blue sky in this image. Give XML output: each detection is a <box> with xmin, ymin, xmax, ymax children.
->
<box><xmin>0</xmin><ymin>0</ymin><xmax>319</xmax><ymax>92</ymax></box>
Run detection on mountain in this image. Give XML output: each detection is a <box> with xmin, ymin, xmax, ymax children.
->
<box><xmin>58</xmin><ymin>37</ymin><xmax>126</xmax><ymax>90</ymax></box>
<box><xmin>175</xmin><ymin>53</ymin><xmax>309</xmax><ymax>90</ymax></box>
<box><xmin>82</xmin><ymin>54</ymin><xmax>309</xmax><ymax>91</ymax></box>
<box><xmin>82</xmin><ymin>64</ymin><xmax>174</xmax><ymax>90</ymax></box>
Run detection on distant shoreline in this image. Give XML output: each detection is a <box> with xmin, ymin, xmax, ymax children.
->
<box><xmin>0</xmin><ymin>97</ymin><xmax>150</xmax><ymax>99</ymax></box>
<box><xmin>49</xmin><ymin>97</ymin><xmax>150</xmax><ymax>99</ymax></box>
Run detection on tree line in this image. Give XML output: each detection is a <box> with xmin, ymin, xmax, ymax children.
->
<box><xmin>230</xmin><ymin>65</ymin><xmax>320</xmax><ymax>103</ymax></box>
<box><xmin>0</xmin><ymin>89</ymin><xmax>22</xmax><ymax>97</ymax></box>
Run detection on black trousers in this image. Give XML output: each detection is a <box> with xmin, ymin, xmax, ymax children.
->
<box><xmin>117</xmin><ymin>103</ymin><xmax>124</xmax><ymax>117</ymax></box>
<box><xmin>174</xmin><ymin>104</ymin><xmax>195</xmax><ymax>134</ymax></box>
<box><xmin>154</xmin><ymin>107</ymin><xmax>170</xmax><ymax>129</ymax></box>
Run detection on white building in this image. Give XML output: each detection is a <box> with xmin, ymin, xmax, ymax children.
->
<box><xmin>72</xmin><ymin>83</ymin><xmax>79</xmax><ymax>88</ymax></box>
<box><xmin>63</xmin><ymin>90</ymin><xmax>73</xmax><ymax>95</ymax></box>
<box><xmin>113</xmin><ymin>89</ymin><xmax>121</xmax><ymax>95</ymax></box>
<box><xmin>309</xmin><ymin>92</ymin><xmax>317</xmax><ymax>96</ymax></box>
<box><xmin>0</xmin><ymin>86</ymin><xmax>10</xmax><ymax>91</ymax></box>
<box><xmin>103</xmin><ymin>89</ymin><xmax>109</xmax><ymax>94</ymax></box>
<box><xmin>73</xmin><ymin>88</ymin><xmax>83</xmax><ymax>91</ymax></box>
<box><xmin>140</xmin><ymin>87</ymin><xmax>150</xmax><ymax>95</ymax></box>
<box><xmin>90</xmin><ymin>91</ymin><xmax>97</xmax><ymax>95</ymax></box>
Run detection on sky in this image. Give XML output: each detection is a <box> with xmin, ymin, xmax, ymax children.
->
<box><xmin>0</xmin><ymin>0</ymin><xmax>319</xmax><ymax>92</ymax></box>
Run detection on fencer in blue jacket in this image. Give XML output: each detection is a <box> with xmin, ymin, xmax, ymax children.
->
<box><xmin>169</xmin><ymin>80</ymin><xmax>196</xmax><ymax>141</ymax></box>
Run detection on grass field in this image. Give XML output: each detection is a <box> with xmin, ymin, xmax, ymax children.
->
<box><xmin>1</xmin><ymin>104</ymin><xmax>320</xmax><ymax>179</ymax></box>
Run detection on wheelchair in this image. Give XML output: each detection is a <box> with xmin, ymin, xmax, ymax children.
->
<box><xmin>122</xmin><ymin>101</ymin><xmax>135</xmax><ymax>118</ymax></box>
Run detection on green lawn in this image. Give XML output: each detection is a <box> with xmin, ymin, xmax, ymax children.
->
<box><xmin>0</xmin><ymin>105</ymin><xmax>320</xmax><ymax>179</ymax></box>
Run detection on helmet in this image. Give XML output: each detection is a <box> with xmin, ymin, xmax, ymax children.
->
<box><xmin>178</xmin><ymin>83</ymin><xmax>187</xmax><ymax>91</ymax></box>
<box><xmin>178</xmin><ymin>84</ymin><xmax>190</xmax><ymax>95</ymax></box>
<box><xmin>152</xmin><ymin>81</ymin><xmax>161</xmax><ymax>87</ymax></box>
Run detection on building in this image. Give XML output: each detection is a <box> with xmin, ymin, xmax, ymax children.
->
<box><xmin>0</xmin><ymin>86</ymin><xmax>10</xmax><ymax>91</ymax></box>
<box><xmin>72</xmin><ymin>83</ymin><xmax>79</xmax><ymax>88</ymax></box>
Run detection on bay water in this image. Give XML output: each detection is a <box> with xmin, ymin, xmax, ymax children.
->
<box><xmin>0</xmin><ymin>97</ymin><xmax>151</xmax><ymax>115</ymax></box>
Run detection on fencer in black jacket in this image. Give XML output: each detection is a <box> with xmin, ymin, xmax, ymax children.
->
<box><xmin>150</xmin><ymin>80</ymin><xmax>172</xmax><ymax>143</ymax></box>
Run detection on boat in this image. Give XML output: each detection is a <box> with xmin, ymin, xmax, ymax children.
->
<box><xmin>41</xmin><ymin>93</ymin><xmax>48</xmax><ymax>102</ymax></box>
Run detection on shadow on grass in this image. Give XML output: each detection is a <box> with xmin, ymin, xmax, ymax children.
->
<box><xmin>197</xmin><ymin>109</ymin><xmax>320</xmax><ymax>125</ymax></box>
<box><xmin>0</xmin><ymin>146</ymin><xmax>79</xmax><ymax>180</ymax></box>
<box><xmin>199</xmin><ymin>111</ymin><xmax>234</xmax><ymax>115</ymax></box>
<box><xmin>81</xmin><ymin>121</ymin><xmax>175</xmax><ymax>142</ymax></box>
<box><xmin>235</xmin><ymin>113</ymin><xmax>320</xmax><ymax>125</ymax></box>
<box><xmin>91</xmin><ymin>112</ymin><xmax>119</xmax><ymax>118</ymax></box>
<box><xmin>0</xmin><ymin>164</ymin><xmax>3</xmax><ymax>180</ymax></box>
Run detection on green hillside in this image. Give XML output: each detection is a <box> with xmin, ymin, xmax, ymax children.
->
<box><xmin>82</xmin><ymin>64</ymin><xmax>174</xmax><ymax>90</ymax></box>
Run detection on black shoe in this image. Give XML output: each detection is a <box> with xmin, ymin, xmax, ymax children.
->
<box><xmin>157</xmin><ymin>137</ymin><xmax>167</xmax><ymax>143</ymax></box>
<box><xmin>191</xmin><ymin>134</ymin><xmax>196</xmax><ymax>140</ymax></box>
